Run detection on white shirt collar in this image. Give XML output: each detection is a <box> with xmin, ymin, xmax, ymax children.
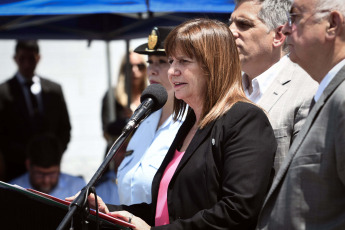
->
<box><xmin>16</xmin><ymin>72</ymin><xmax>40</xmax><ymax>85</ymax></box>
<box><xmin>314</xmin><ymin>58</ymin><xmax>345</xmax><ymax>102</ymax></box>
<box><xmin>242</xmin><ymin>55</ymin><xmax>289</xmax><ymax>103</ymax></box>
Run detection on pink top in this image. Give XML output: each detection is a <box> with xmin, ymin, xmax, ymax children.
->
<box><xmin>155</xmin><ymin>149</ymin><xmax>185</xmax><ymax>226</ymax></box>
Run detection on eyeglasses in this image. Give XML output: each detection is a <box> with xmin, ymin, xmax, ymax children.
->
<box><xmin>286</xmin><ymin>11</ymin><xmax>300</xmax><ymax>27</ymax></box>
<box><xmin>130</xmin><ymin>63</ymin><xmax>146</xmax><ymax>71</ymax></box>
<box><xmin>32</xmin><ymin>170</ymin><xmax>59</xmax><ymax>180</ymax></box>
<box><xmin>286</xmin><ymin>9</ymin><xmax>331</xmax><ymax>28</ymax></box>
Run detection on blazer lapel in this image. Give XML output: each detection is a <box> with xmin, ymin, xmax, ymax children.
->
<box><xmin>40</xmin><ymin>78</ymin><xmax>48</xmax><ymax>114</ymax></box>
<box><xmin>263</xmin><ymin>64</ymin><xmax>345</xmax><ymax>206</ymax></box>
<box><xmin>152</xmin><ymin>110</ymin><xmax>215</xmax><ymax>195</ymax></box>
<box><xmin>173</xmin><ymin>117</ymin><xmax>216</xmax><ymax>178</ymax></box>
<box><xmin>9</xmin><ymin>77</ymin><xmax>30</xmax><ymax>119</ymax></box>
<box><xmin>258</xmin><ymin>62</ymin><xmax>292</xmax><ymax>112</ymax></box>
<box><xmin>151</xmin><ymin>110</ymin><xmax>195</xmax><ymax>212</ymax></box>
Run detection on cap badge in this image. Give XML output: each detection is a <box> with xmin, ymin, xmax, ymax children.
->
<box><xmin>148</xmin><ymin>29</ymin><xmax>158</xmax><ymax>50</ymax></box>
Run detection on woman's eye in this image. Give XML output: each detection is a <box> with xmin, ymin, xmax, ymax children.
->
<box><xmin>168</xmin><ymin>59</ymin><xmax>173</xmax><ymax>64</ymax></box>
<box><xmin>147</xmin><ymin>60</ymin><xmax>153</xmax><ymax>64</ymax></box>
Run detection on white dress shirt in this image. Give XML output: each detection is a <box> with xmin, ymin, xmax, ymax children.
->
<box><xmin>314</xmin><ymin>58</ymin><xmax>345</xmax><ymax>102</ymax></box>
<box><xmin>242</xmin><ymin>55</ymin><xmax>289</xmax><ymax>103</ymax></box>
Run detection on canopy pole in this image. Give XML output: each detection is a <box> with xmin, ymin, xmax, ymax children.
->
<box><xmin>125</xmin><ymin>39</ymin><xmax>132</xmax><ymax>109</ymax></box>
<box><xmin>106</xmin><ymin>40</ymin><xmax>115</xmax><ymax>121</ymax></box>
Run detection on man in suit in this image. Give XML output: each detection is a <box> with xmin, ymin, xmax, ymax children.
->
<box><xmin>0</xmin><ymin>40</ymin><xmax>71</xmax><ymax>182</ymax></box>
<box><xmin>229</xmin><ymin>0</ymin><xmax>318</xmax><ymax>171</ymax></box>
<box><xmin>256</xmin><ymin>0</ymin><xmax>345</xmax><ymax>229</ymax></box>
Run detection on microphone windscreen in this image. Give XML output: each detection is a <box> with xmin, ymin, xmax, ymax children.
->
<box><xmin>140</xmin><ymin>84</ymin><xmax>168</xmax><ymax>112</ymax></box>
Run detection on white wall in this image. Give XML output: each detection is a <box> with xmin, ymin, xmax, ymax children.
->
<box><xmin>0</xmin><ymin>38</ymin><xmax>146</xmax><ymax>181</ymax></box>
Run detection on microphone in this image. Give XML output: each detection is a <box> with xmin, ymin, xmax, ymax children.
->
<box><xmin>122</xmin><ymin>84</ymin><xmax>168</xmax><ymax>132</ymax></box>
<box><xmin>57</xmin><ymin>85</ymin><xmax>167</xmax><ymax>230</ymax></box>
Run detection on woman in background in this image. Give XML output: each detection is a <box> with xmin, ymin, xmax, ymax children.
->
<box><xmin>101</xmin><ymin>51</ymin><xmax>148</xmax><ymax>151</ymax></box>
<box><xmin>97</xmin><ymin>52</ymin><xmax>148</xmax><ymax>204</ymax></box>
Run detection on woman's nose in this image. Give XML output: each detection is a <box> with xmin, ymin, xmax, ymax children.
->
<box><xmin>148</xmin><ymin>65</ymin><xmax>158</xmax><ymax>75</ymax></box>
<box><xmin>168</xmin><ymin>66</ymin><xmax>180</xmax><ymax>76</ymax></box>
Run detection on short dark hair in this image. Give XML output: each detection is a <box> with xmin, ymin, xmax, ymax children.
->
<box><xmin>15</xmin><ymin>40</ymin><xmax>39</xmax><ymax>54</ymax></box>
<box><xmin>26</xmin><ymin>134</ymin><xmax>63</xmax><ymax>168</ymax></box>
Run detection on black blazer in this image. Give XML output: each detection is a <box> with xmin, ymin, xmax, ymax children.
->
<box><xmin>0</xmin><ymin>76</ymin><xmax>71</xmax><ymax>181</ymax></box>
<box><xmin>108</xmin><ymin>102</ymin><xmax>276</xmax><ymax>230</ymax></box>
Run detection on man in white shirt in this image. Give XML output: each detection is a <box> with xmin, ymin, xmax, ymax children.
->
<box><xmin>229</xmin><ymin>0</ymin><xmax>318</xmax><ymax>171</ymax></box>
<box><xmin>256</xmin><ymin>0</ymin><xmax>345</xmax><ymax>229</ymax></box>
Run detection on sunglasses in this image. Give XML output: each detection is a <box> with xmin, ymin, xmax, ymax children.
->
<box><xmin>130</xmin><ymin>63</ymin><xmax>146</xmax><ymax>71</ymax></box>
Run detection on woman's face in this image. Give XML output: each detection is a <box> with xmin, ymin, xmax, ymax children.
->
<box><xmin>130</xmin><ymin>52</ymin><xmax>147</xmax><ymax>83</ymax></box>
<box><xmin>147</xmin><ymin>55</ymin><xmax>173</xmax><ymax>94</ymax></box>
<box><xmin>168</xmin><ymin>52</ymin><xmax>207</xmax><ymax>108</ymax></box>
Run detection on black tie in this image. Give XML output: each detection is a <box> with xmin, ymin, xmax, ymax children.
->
<box><xmin>25</xmin><ymin>81</ymin><xmax>39</xmax><ymax>115</ymax></box>
<box><xmin>25</xmin><ymin>81</ymin><xmax>43</xmax><ymax>133</ymax></box>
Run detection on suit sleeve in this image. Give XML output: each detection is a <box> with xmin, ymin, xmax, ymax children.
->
<box><xmin>153</xmin><ymin>104</ymin><xmax>277</xmax><ymax>230</ymax></box>
<box><xmin>335</xmin><ymin>95</ymin><xmax>345</xmax><ymax>185</ymax></box>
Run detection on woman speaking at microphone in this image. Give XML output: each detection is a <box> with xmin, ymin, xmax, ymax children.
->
<box><xmin>68</xmin><ymin>18</ymin><xmax>276</xmax><ymax>230</ymax></box>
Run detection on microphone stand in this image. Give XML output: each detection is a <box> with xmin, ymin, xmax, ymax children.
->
<box><xmin>57</xmin><ymin>122</ymin><xmax>139</xmax><ymax>230</ymax></box>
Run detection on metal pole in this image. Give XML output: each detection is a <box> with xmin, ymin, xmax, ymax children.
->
<box><xmin>106</xmin><ymin>40</ymin><xmax>115</xmax><ymax>121</ymax></box>
<box><xmin>125</xmin><ymin>39</ymin><xmax>132</xmax><ymax>109</ymax></box>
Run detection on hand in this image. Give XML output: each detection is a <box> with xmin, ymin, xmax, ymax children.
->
<box><xmin>65</xmin><ymin>192</ymin><xmax>109</xmax><ymax>214</ymax></box>
<box><xmin>108</xmin><ymin>211</ymin><xmax>151</xmax><ymax>230</ymax></box>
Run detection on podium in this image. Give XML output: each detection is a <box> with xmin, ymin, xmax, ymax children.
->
<box><xmin>0</xmin><ymin>181</ymin><xmax>134</xmax><ymax>230</ymax></box>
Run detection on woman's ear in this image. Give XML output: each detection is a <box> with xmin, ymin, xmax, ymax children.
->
<box><xmin>272</xmin><ymin>25</ymin><xmax>286</xmax><ymax>48</ymax></box>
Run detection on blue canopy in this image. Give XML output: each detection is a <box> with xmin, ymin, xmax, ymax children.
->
<box><xmin>0</xmin><ymin>0</ymin><xmax>148</xmax><ymax>15</ymax></box>
<box><xmin>0</xmin><ymin>0</ymin><xmax>234</xmax><ymax>40</ymax></box>
<box><xmin>150</xmin><ymin>0</ymin><xmax>235</xmax><ymax>13</ymax></box>
<box><xmin>0</xmin><ymin>0</ymin><xmax>235</xmax><ymax>15</ymax></box>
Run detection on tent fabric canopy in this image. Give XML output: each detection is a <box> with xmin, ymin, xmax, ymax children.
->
<box><xmin>0</xmin><ymin>0</ymin><xmax>235</xmax><ymax>16</ymax></box>
<box><xmin>0</xmin><ymin>0</ymin><xmax>234</xmax><ymax>41</ymax></box>
<box><xmin>150</xmin><ymin>0</ymin><xmax>235</xmax><ymax>13</ymax></box>
<box><xmin>0</xmin><ymin>0</ymin><xmax>148</xmax><ymax>15</ymax></box>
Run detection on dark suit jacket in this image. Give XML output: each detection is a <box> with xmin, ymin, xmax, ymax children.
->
<box><xmin>108</xmin><ymin>102</ymin><xmax>277</xmax><ymax>230</ymax></box>
<box><xmin>0</xmin><ymin>75</ymin><xmax>71</xmax><ymax>182</ymax></box>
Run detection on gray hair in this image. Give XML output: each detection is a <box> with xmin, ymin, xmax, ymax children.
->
<box><xmin>235</xmin><ymin>0</ymin><xmax>291</xmax><ymax>31</ymax></box>
<box><xmin>315</xmin><ymin>0</ymin><xmax>345</xmax><ymax>18</ymax></box>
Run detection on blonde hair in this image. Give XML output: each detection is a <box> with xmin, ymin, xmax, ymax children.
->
<box><xmin>114</xmin><ymin>52</ymin><xmax>148</xmax><ymax>107</ymax></box>
<box><xmin>165</xmin><ymin>18</ymin><xmax>252</xmax><ymax>128</ymax></box>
